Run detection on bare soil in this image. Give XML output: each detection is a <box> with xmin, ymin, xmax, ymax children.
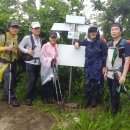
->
<box><xmin>0</xmin><ymin>102</ymin><xmax>54</xmax><ymax>130</ymax></box>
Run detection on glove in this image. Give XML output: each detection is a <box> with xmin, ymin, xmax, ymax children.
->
<box><xmin>52</xmin><ymin>57</ymin><xmax>57</xmax><ymax>63</ymax></box>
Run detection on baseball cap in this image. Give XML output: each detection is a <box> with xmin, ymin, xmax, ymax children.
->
<box><xmin>88</xmin><ymin>26</ymin><xmax>98</xmax><ymax>33</ymax></box>
<box><xmin>9</xmin><ymin>20</ymin><xmax>19</xmax><ymax>27</ymax></box>
<box><xmin>49</xmin><ymin>32</ymin><xmax>57</xmax><ymax>38</ymax></box>
<box><xmin>31</xmin><ymin>22</ymin><xmax>41</xmax><ymax>28</ymax></box>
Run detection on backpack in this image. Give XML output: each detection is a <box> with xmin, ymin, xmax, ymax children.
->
<box><xmin>108</xmin><ymin>39</ymin><xmax>130</xmax><ymax>72</ymax></box>
<box><xmin>20</xmin><ymin>35</ymin><xmax>35</xmax><ymax>61</ymax></box>
<box><xmin>20</xmin><ymin>35</ymin><xmax>43</xmax><ymax>61</ymax></box>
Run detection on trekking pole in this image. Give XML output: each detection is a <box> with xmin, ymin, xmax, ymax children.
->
<box><xmin>52</xmin><ymin>62</ymin><xmax>63</xmax><ymax>102</ymax></box>
<box><xmin>56</xmin><ymin>76</ymin><xmax>63</xmax><ymax>101</ymax></box>
<box><xmin>114</xmin><ymin>71</ymin><xmax>130</xmax><ymax>100</ymax></box>
<box><xmin>55</xmin><ymin>62</ymin><xmax>63</xmax><ymax>101</ymax></box>
<box><xmin>8</xmin><ymin>43</ymin><xmax>13</xmax><ymax>105</ymax></box>
<box><xmin>52</xmin><ymin>62</ymin><xmax>65</xmax><ymax>112</ymax></box>
<box><xmin>8</xmin><ymin>63</ymin><xmax>11</xmax><ymax>104</ymax></box>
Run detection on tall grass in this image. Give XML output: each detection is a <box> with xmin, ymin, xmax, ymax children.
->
<box><xmin>51</xmin><ymin>100</ymin><xmax>130</xmax><ymax>130</ymax></box>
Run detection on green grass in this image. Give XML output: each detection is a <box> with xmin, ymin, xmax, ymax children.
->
<box><xmin>33</xmin><ymin>96</ymin><xmax>130</xmax><ymax>130</ymax></box>
<box><xmin>0</xmin><ymin>72</ymin><xmax>130</xmax><ymax>130</ymax></box>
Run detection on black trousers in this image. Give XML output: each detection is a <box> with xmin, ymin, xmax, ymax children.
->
<box><xmin>3</xmin><ymin>62</ymin><xmax>16</xmax><ymax>99</ymax></box>
<box><xmin>42</xmin><ymin>79</ymin><xmax>62</xmax><ymax>101</ymax></box>
<box><xmin>42</xmin><ymin>80</ymin><xmax>53</xmax><ymax>100</ymax></box>
<box><xmin>85</xmin><ymin>77</ymin><xmax>99</xmax><ymax>103</ymax></box>
<box><xmin>26</xmin><ymin>63</ymin><xmax>40</xmax><ymax>100</ymax></box>
<box><xmin>107</xmin><ymin>78</ymin><xmax>120</xmax><ymax>111</ymax></box>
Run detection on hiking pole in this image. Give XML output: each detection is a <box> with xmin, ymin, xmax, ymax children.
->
<box><xmin>52</xmin><ymin>62</ymin><xmax>63</xmax><ymax>102</ymax></box>
<box><xmin>114</xmin><ymin>71</ymin><xmax>130</xmax><ymax>100</ymax></box>
<box><xmin>8</xmin><ymin>43</ymin><xmax>13</xmax><ymax>105</ymax></box>
<box><xmin>52</xmin><ymin>62</ymin><xmax>64</xmax><ymax>111</ymax></box>
<box><xmin>54</xmin><ymin>62</ymin><xmax>63</xmax><ymax>101</ymax></box>
<box><xmin>8</xmin><ymin>63</ymin><xmax>11</xmax><ymax>104</ymax></box>
<box><xmin>116</xmin><ymin>85</ymin><xmax>130</xmax><ymax>100</ymax></box>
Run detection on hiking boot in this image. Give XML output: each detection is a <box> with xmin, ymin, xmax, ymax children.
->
<box><xmin>46</xmin><ymin>98</ymin><xmax>53</xmax><ymax>104</ymax></box>
<box><xmin>42</xmin><ymin>99</ymin><xmax>47</xmax><ymax>104</ymax></box>
<box><xmin>83</xmin><ymin>99</ymin><xmax>91</xmax><ymax>108</ymax></box>
<box><xmin>111</xmin><ymin>106</ymin><xmax>120</xmax><ymax>115</ymax></box>
<box><xmin>26</xmin><ymin>98</ymin><xmax>32</xmax><ymax>106</ymax></box>
<box><xmin>111</xmin><ymin>108</ymin><xmax>119</xmax><ymax>115</ymax></box>
<box><xmin>91</xmin><ymin>99</ymin><xmax>97</xmax><ymax>108</ymax></box>
<box><xmin>42</xmin><ymin>98</ymin><xmax>53</xmax><ymax>104</ymax></box>
<box><xmin>10</xmin><ymin>97</ymin><xmax>20</xmax><ymax>107</ymax></box>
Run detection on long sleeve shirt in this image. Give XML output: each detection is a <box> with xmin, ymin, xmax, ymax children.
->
<box><xmin>19</xmin><ymin>34</ymin><xmax>41</xmax><ymax>65</ymax></box>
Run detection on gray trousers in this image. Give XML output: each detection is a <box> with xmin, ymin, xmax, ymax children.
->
<box><xmin>2</xmin><ymin>62</ymin><xmax>16</xmax><ymax>99</ymax></box>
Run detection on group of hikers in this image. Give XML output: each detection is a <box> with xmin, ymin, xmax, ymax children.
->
<box><xmin>0</xmin><ymin>19</ymin><xmax>130</xmax><ymax>115</ymax></box>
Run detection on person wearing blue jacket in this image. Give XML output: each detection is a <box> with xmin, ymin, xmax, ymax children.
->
<box><xmin>75</xmin><ymin>26</ymin><xmax>108</xmax><ymax>108</ymax></box>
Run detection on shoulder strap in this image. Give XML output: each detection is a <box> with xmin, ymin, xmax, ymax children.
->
<box><xmin>40</xmin><ymin>37</ymin><xmax>43</xmax><ymax>46</ymax></box>
<box><xmin>108</xmin><ymin>39</ymin><xmax>127</xmax><ymax>48</ymax></box>
<box><xmin>119</xmin><ymin>39</ymin><xmax>127</xmax><ymax>46</ymax></box>
<box><xmin>30</xmin><ymin>35</ymin><xmax>35</xmax><ymax>50</ymax></box>
<box><xmin>108</xmin><ymin>41</ymin><xmax>113</xmax><ymax>47</ymax></box>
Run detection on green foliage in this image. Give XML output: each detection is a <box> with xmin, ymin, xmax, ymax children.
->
<box><xmin>91</xmin><ymin>0</ymin><xmax>130</xmax><ymax>40</ymax></box>
<box><xmin>32</xmin><ymin>96</ymin><xmax>130</xmax><ymax>130</ymax></box>
<box><xmin>51</xmin><ymin>101</ymin><xmax>130</xmax><ymax>130</ymax></box>
<box><xmin>21</xmin><ymin>0</ymin><xmax>69</xmax><ymax>40</ymax></box>
<box><xmin>15</xmin><ymin>72</ymin><xmax>27</xmax><ymax>102</ymax></box>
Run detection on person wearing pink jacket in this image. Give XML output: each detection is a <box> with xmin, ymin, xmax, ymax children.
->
<box><xmin>40</xmin><ymin>32</ymin><xmax>58</xmax><ymax>103</ymax></box>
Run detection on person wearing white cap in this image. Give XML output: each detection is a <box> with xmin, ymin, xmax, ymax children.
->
<box><xmin>19</xmin><ymin>22</ymin><xmax>42</xmax><ymax>106</ymax></box>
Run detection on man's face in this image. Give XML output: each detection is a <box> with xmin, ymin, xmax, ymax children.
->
<box><xmin>32</xmin><ymin>27</ymin><xmax>41</xmax><ymax>36</ymax></box>
<box><xmin>111</xmin><ymin>26</ymin><xmax>122</xmax><ymax>38</ymax></box>
<box><xmin>9</xmin><ymin>26</ymin><xmax>19</xmax><ymax>35</ymax></box>
<box><xmin>49</xmin><ymin>37</ymin><xmax>57</xmax><ymax>44</ymax></box>
<box><xmin>89</xmin><ymin>31</ymin><xmax>97</xmax><ymax>39</ymax></box>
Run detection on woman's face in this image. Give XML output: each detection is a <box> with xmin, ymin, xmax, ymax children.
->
<box><xmin>49</xmin><ymin>37</ymin><xmax>57</xmax><ymax>45</ymax></box>
<box><xmin>88</xmin><ymin>31</ymin><xmax>97</xmax><ymax>39</ymax></box>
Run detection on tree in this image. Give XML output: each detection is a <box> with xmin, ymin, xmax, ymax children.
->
<box><xmin>0</xmin><ymin>0</ymin><xmax>21</xmax><ymax>33</ymax></box>
<box><xmin>91</xmin><ymin>0</ymin><xmax>130</xmax><ymax>40</ymax></box>
<box><xmin>21</xmin><ymin>0</ymin><xmax>69</xmax><ymax>40</ymax></box>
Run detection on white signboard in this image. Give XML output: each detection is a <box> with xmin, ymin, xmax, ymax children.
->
<box><xmin>58</xmin><ymin>44</ymin><xmax>85</xmax><ymax>67</ymax></box>
<box><xmin>51</xmin><ymin>23</ymin><xmax>90</xmax><ymax>33</ymax></box>
<box><xmin>68</xmin><ymin>31</ymin><xmax>79</xmax><ymax>39</ymax></box>
<box><xmin>66</xmin><ymin>15</ymin><xmax>85</xmax><ymax>24</ymax></box>
<box><xmin>77</xmin><ymin>25</ymin><xmax>90</xmax><ymax>33</ymax></box>
<box><xmin>51</xmin><ymin>23</ymin><xmax>72</xmax><ymax>31</ymax></box>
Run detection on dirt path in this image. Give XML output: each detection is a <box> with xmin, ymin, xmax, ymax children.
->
<box><xmin>0</xmin><ymin>102</ymin><xmax>54</xmax><ymax>130</ymax></box>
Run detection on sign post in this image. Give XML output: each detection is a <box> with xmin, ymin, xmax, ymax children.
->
<box><xmin>51</xmin><ymin>11</ymin><xmax>89</xmax><ymax>101</ymax></box>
